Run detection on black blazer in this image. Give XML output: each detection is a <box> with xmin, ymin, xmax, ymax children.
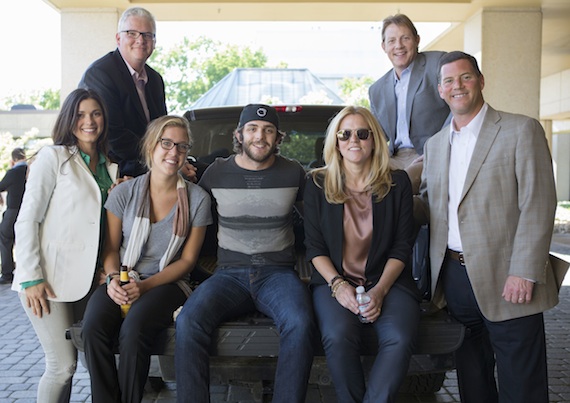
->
<box><xmin>79</xmin><ymin>49</ymin><xmax>167</xmax><ymax>177</ymax></box>
<box><xmin>304</xmin><ymin>169</ymin><xmax>419</xmax><ymax>298</ymax></box>
<box><xmin>0</xmin><ymin>163</ymin><xmax>27</xmax><ymax>210</ymax></box>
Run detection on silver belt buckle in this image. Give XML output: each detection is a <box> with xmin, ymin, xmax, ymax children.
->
<box><xmin>458</xmin><ymin>252</ymin><xmax>465</xmax><ymax>266</ymax></box>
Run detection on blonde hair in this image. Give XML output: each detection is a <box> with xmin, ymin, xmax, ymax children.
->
<box><xmin>310</xmin><ymin>106</ymin><xmax>392</xmax><ymax>204</ymax></box>
<box><xmin>141</xmin><ymin>115</ymin><xmax>192</xmax><ymax>169</ymax></box>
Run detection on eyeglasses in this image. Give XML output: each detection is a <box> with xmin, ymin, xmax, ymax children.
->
<box><xmin>336</xmin><ymin>128</ymin><xmax>373</xmax><ymax>141</ymax></box>
<box><xmin>120</xmin><ymin>30</ymin><xmax>156</xmax><ymax>41</ymax></box>
<box><xmin>159</xmin><ymin>138</ymin><xmax>191</xmax><ymax>154</ymax></box>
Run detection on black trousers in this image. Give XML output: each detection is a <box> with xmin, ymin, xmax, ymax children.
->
<box><xmin>0</xmin><ymin>208</ymin><xmax>18</xmax><ymax>275</ymax></box>
<box><xmin>82</xmin><ymin>282</ymin><xmax>186</xmax><ymax>403</ymax></box>
<box><xmin>442</xmin><ymin>258</ymin><xmax>548</xmax><ymax>403</ymax></box>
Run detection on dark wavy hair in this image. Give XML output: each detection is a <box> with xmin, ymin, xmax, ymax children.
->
<box><xmin>51</xmin><ymin>88</ymin><xmax>109</xmax><ymax>157</ymax></box>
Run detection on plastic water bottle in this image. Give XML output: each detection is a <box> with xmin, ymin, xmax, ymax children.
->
<box><xmin>356</xmin><ymin>286</ymin><xmax>371</xmax><ymax>323</ymax></box>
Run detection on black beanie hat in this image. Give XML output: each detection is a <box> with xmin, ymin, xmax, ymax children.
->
<box><xmin>238</xmin><ymin>104</ymin><xmax>279</xmax><ymax>130</ymax></box>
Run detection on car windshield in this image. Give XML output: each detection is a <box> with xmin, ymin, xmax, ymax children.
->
<box><xmin>186</xmin><ymin>106</ymin><xmax>342</xmax><ymax>169</ymax></box>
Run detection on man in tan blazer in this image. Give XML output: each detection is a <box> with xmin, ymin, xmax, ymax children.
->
<box><xmin>415</xmin><ymin>51</ymin><xmax>562</xmax><ymax>403</ymax></box>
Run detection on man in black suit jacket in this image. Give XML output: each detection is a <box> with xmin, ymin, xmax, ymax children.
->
<box><xmin>0</xmin><ymin>148</ymin><xmax>27</xmax><ymax>284</ymax></box>
<box><xmin>79</xmin><ymin>7</ymin><xmax>167</xmax><ymax>177</ymax></box>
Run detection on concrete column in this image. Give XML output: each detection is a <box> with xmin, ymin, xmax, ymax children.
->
<box><xmin>60</xmin><ymin>8</ymin><xmax>119</xmax><ymax>101</ymax></box>
<box><xmin>542</xmin><ymin>119</ymin><xmax>553</xmax><ymax>153</ymax></box>
<box><xmin>541</xmin><ymin>68</ymin><xmax>570</xmax><ymax>119</ymax></box>
<box><xmin>553</xmin><ymin>132</ymin><xmax>570</xmax><ymax>201</ymax></box>
<box><xmin>464</xmin><ymin>8</ymin><xmax>542</xmax><ymax>120</ymax></box>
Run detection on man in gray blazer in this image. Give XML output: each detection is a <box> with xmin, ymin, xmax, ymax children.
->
<box><xmin>416</xmin><ymin>51</ymin><xmax>562</xmax><ymax>403</ymax></box>
<box><xmin>369</xmin><ymin>14</ymin><xmax>450</xmax><ymax>193</ymax></box>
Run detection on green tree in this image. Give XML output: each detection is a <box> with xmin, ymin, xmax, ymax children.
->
<box><xmin>279</xmin><ymin>133</ymin><xmax>316</xmax><ymax>166</ymax></box>
<box><xmin>149</xmin><ymin>36</ymin><xmax>270</xmax><ymax>113</ymax></box>
<box><xmin>35</xmin><ymin>89</ymin><xmax>61</xmax><ymax>110</ymax></box>
<box><xmin>0</xmin><ymin>131</ymin><xmax>52</xmax><ymax>177</ymax></box>
<box><xmin>0</xmin><ymin>89</ymin><xmax>60</xmax><ymax>111</ymax></box>
<box><xmin>338</xmin><ymin>76</ymin><xmax>375</xmax><ymax>108</ymax></box>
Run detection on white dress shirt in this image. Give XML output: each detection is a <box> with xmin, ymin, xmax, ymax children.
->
<box><xmin>447</xmin><ymin>103</ymin><xmax>489</xmax><ymax>252</ymax></box>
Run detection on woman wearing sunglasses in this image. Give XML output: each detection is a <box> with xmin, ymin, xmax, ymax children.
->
<box><xmin>304</xmin><ymin>105</ymin><xmax>421</xmax><ymax>402</ymax></box>
<box><xmin>81</xmin><ymin>115</ymin><xmax>212</xmax><ymax>402</ymax></box>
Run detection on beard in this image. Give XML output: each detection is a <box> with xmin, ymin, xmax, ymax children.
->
<box><xmin>239</xmin><ymin>134</ymin><xmax>277</xmax><ymax>164</ymax></box>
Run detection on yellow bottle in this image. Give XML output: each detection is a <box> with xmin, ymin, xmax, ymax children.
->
<box><xmin>120</xmin><ymin>266</ymin><xmax>131</xmax><ymax>318</ymax></box>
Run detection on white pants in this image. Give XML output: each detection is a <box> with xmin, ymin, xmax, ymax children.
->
<box><xmin>20</xmin><ymin>293</ymin><xmax>77</xmax><ymax>403</ymax></box>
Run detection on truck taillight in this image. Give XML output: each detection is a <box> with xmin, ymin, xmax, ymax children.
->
<box><xmin>273</xmin><ymin>106</ymin><xmax>303</xmax><ymax>113</ymax></box>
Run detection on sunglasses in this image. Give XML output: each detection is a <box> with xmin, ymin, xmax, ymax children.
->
<box><xmin>336</xmin><ymin>128</ymin><xmax>373</xmax><ymax>141</ymax></box>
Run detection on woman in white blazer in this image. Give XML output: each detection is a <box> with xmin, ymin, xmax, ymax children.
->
<box><xmin>13</xmin><ymin>88</ymin><xmax>118</xmax><ymax>403</ymax></box>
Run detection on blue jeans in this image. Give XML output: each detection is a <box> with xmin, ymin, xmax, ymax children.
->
<box><xmin>312</xmin><ymin>284</ymin><xmax>420</xmax><ymax>403</ymax></box>
<box><xmin>175</xmin><ymin>266</ymin><xmax>315</xmax><ymax>403</ymax></box>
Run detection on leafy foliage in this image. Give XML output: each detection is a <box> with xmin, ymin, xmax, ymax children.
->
<box><xmin>149</xmin><ymin>36</ymin><xmax>270</xmax><ymax>113</ymax></box>
<box><xmin>337</xmin><ymin>76</ymin><xmax>375</xmax><ymax>108</ymax></box>
<box><xmin>0</xmin><ymin>89</ymin><xmax>60</xmax><ymax>110</ymax></box>
<box><xmin>0</xmin><ymin>131</ymin><xmax>52</xmax><ymax>177</ymax></box>
<box><xmin>280</xmin><ymin>133</ymin><xmax>317</xmax><ymax>166</ymax></box>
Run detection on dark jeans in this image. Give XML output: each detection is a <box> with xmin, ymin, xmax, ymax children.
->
<box><xmin>442</xmin><ymin>258</ymin><xmax>549</xmax><ymax>403</ymax></box>
<box><xmin>0</xmin><ymin>208</ymin><xmax>18</xmax><ymax>275</ymax></box>
<box><xmin>82</xmin><ymin>283</ymin><xmax>186</xmax><ymax>403</ymax></box>
<box><xmin>175</xmin><ymin>266</ymin><xmax>315</xmax><ymax>403</ymax></box>
<box><xmin>312</xmin><ymin>284</ymin><xmax>419</xmax><ymax>403</ymax></box>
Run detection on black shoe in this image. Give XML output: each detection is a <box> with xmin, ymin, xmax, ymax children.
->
<box><xmin>0</xmin><ymin>274</ymin><xmax>13</xmax><ymax>285</ymax></box>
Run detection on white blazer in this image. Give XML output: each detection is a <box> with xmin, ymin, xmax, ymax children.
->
<box><xmin>13</xmin><ymin>145</ymin><xmax>118</xmax><ymax>302</ymax></box>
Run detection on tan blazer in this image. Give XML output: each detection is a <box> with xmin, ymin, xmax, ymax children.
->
<box><xmin>416</xmin><ymin>105</ymin><xmax>565</xmax><ymax>322</ymax></box>
<box><xmin>13</xmin><ymin>146</ymin><xmax>118</xmax><ymax>302</ymax></box>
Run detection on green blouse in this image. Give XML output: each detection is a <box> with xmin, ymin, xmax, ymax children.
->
<box><xmin>79</xmin><ymin>150</ymin><xmax>113</xmax><ymax>267</ymax></box>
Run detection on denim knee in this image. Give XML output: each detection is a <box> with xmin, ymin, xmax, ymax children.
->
<box><xmin>175</xmin><ymin>304</ymin><xmax>205</xmax><ymax>344</ymax></box>
<box><xmin>321</xmin><ymin>322</ymin><xmax>359</xmax><ymax>350</ymax></box>
<box><xmin>285</xmin><ymin>309</ymin><xmax>314</xmax><ymax>333</ymax></box>
<box><xmin>174</xmin><ymin>306</ymin><xmax>192</xmax><ymax>339</ymax></box>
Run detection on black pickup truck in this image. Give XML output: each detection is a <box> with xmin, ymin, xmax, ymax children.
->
<box><xmin>67</xmin><ymin>105</ymin><xmax>464</xmax><ymax>396</ymax></box>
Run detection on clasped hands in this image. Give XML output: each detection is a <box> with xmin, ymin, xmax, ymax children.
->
<box><xmin>106</xmin><ymin>276</ymin><xmax>145</xmax><ymax>306</ymax></box>
<box><xmin>334</xmin><ymin>283</ymin><xmax>384</xmax><ymax>323</ymax></box>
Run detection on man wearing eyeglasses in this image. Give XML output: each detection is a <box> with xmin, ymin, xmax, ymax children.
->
<box><xmin>79</xmin><ymin>7</ymin><xmax>167</xmax><ymax>178</ymax></box>
<box><xmin>369</xmin><ymin>14</ymin><xmax>450</xmax><ymax>194</ymax></box>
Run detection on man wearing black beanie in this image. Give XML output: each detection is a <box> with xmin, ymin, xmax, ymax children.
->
<box><xmin>175</xmin><ymin>104</ymin><xmax>315</xmax><ymax>403</ymax></box>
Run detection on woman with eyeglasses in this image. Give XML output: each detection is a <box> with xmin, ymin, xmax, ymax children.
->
<box><xmin>81</xmin><ymin>115</ymin><xmax>212</xmax><ymax>403</ymax></box>
<box><xmin>13</xmin><ymin>88</ymin><xmax>118</xmax><ymax>403</ymax></box>
<box><xmin>304</xmin><ymin>105</ymin><xmax>421</xmax><ymax>402</ymax></box>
